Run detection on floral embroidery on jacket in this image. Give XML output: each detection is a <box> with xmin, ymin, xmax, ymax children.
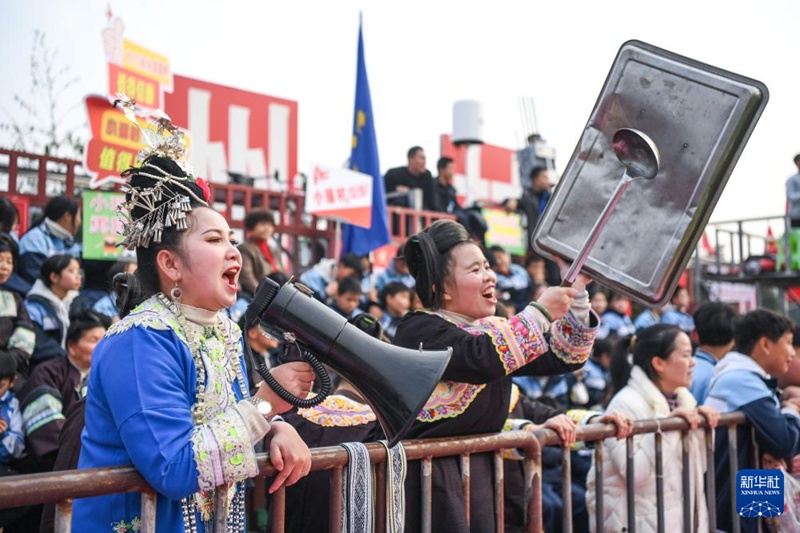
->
<box><xmin>111</xmin><ymin>516</ymin><xmax>141</xmax><ymax>532</ymax></box>
<box><xmin>299</xmin><ymin>395</ymin><xmax>377</xmax><ymax>427</ymax></box>
<box><xmin>417</xmin><ymin>381</ymin><xmax>486</xmax><ymax>422</ymax></box>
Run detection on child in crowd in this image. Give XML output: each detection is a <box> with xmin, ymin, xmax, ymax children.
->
<box><xmin>688</xmin><ymin>302</ymin><xmax>737</xmax><ymax>403</ymax></box>
<box><xmin>328</xmin><ymin>276</ymin><xmax>363</xmax><ymax>320</ymax></box>
<box><xmin>378</xmin><ymin>281</ymin><xmax>411</xmax><ymax>340</ymax></box>
<box><xmin>0</xmin><ymin>352</ymin><xmax>25</xmax><ymax>529</ymax></box>
<box><xmin>598</xmin><ymin>292</ymin><xmax>636</xmax><ymax>339</ymax></box>
<box><xmin>24</xmin><ymin>255</ymin><xmax>82</xmax><ymax>366</ymax></box>
<box><xmin>661</xmin><ymin>286</ymin><xmax>695</xmax><ymax>333</ymax></box>
<box><xmin>299</xmin><ymin>252</ymin><xmax>363</xmax><ymax>304</ymax></box>
<box><xmin>0</xmin><ymin>353</ymin><xmax>23</xmax><ymax>466</ymax></box>
<box><xmin>488</xmin><ymin>245</ymin><xmax>532</xmax><ymax>313</ymax></box>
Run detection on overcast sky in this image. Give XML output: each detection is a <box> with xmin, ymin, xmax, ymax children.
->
<box><xmin>2</xmin><ymin>0</ymin><xmax>799</xmax><ymax>226</ymax></box>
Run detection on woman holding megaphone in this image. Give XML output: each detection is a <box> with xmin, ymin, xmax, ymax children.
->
<box><xmin>71</xmin><ymin>116</ymin><xmax>311</xmax><ymax>531</ymax></box>
<box><xmin>394</xmin><ymin>219</ymin><xmax>601</xmax><ymax>533</ymax></box>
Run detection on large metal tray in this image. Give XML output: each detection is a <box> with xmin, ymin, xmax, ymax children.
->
<box><xmin>532</xmin><ymin>39</ymin><xmax>768</xmax><ymax>307</ymax></box>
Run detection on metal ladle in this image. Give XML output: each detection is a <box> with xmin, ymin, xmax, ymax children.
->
<box><xmin>561</xmin><ymin>128</ymin><xmax>660</xmax><ymax>287</ymax></box>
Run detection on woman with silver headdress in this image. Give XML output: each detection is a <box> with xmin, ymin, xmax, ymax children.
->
<box><xmin>72</xmin><ymin>106</ymin><xmax>312</xmax><ymax>532</ymax></box>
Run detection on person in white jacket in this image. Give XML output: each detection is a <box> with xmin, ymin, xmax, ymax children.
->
<box><xmin>586</xmin><ymin>324</ymin><xmax>720</xmax><ymax>532</ymax></box>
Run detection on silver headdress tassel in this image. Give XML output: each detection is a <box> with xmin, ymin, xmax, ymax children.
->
<box><xmin>112</xmin><ymin>94</ymin><xmax>210</xmax><ymax>250</ymax></box>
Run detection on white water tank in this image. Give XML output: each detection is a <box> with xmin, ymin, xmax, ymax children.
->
<box><xmin>452</xmin><ymin>100</ymin><xmax>484</xmax><ymax>145</ymax></box>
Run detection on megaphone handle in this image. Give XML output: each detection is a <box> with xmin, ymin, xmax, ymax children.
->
<box><xmin>248</xmin><ymin>342</ymin><xmax>332</xmax><ymax>408</ymax></box>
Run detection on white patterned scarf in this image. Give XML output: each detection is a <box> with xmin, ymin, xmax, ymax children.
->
<box><xmin>341</xmin><ymin>442</ymin><xmax>373</xmax><ymax>533</ymax></box>
<box><xmin>380</xmin><ymin>441</ymin><xmax>407</xmax><ymax>533</ymax></box>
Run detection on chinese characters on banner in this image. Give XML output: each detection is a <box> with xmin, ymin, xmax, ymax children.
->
<box><xmin>482</xmin><ymin>207</ymin><xmax>526</xmax><ymax>256</ymax></box>
<box><xmin>305</xmin><ymin>164</ymin><xmax>373</xmax><ymax>228</ymax></box>
<box><xmin>84</xmin><ymin>19</ymin><xmax>173</xmax><ymax>189</ymax></box>
<box><xmin>83</xmin><ymin>95</ymin><xmax>145</xmax><ymax>188</ymax></box>
<box><xmin>86</xmin><ymin>15</ymin><xmax>299</xmax><ymax>192</ymax></box>
<box><xmin>82</xmin><ymin>191</ymin><xmax>126</xmax><ymax>260</ymax></box>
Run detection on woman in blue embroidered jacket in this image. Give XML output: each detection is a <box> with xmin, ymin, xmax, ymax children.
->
<box><xmin>393</xmin><ymin>219</ymin><xmax>600</xmax><ymax>533</ymax></box>
<box><xmin>73</xmin><ymin>155</ymin><xmax>311</xmax><ymax>533</ymax></box>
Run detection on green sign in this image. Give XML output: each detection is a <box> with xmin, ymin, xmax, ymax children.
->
<box><xmin>482</xmin><ymin>207</ymin><xmax>526</xmax><ymax>256</ymax></box>
<box><xmin>82</xmin><ymin>190</ymin><xmax>126</xmax><ymax>260</ymax></box>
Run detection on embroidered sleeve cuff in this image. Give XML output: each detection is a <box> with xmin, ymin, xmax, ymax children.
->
<box><xmin>566</xmin><ymin>408</ymin><xmax>598</xmax><ymax>427</ymax></box>
<box><xmin>503</xmin><ymin>418</ymin><xmax>533</xmax><ymax>432</ymax></box>
<box><xmin>8</xmin><ymin>326</ymin><xmax>35</xmax><ymax>356</ymax></box>
<box><xmin>236</xmin><ymin>401</ymin><xmax>271</xmax><ymax>442</ymax></box>
<box><xmin>550</xmin><ymin>310</ymin><xmax>598</xmax><ymax>365</ymax></box>
<box><xmin>191</xmin><ymin>407</ymin><xmax>260</xmax><ymax>491</ymax></box>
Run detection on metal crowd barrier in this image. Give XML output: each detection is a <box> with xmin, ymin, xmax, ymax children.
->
<box><xmin>535</xmin><ymin>410</ymin><xmax>748</xmax><ymax>533</ymax></box>
<box><xmin>0</xmin><ymin>412</ymin><xmax>749</xmax><ymax>533</ymax></box>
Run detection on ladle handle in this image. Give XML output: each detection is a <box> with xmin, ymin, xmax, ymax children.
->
<box><xmin>561</xmin><ymin>175</ymin><xmax>633</xmax><ymax>285</ymax></box>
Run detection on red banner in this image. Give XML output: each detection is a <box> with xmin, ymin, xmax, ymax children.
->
<box><xmin>165</xmin><ymin>75</ymin><xmax>298</xmax><ymax>190</ymax></box>
<box><xmin>83</xmin><ymin>95</ymin><xmax>143</xmax><ymax>189</ymax></box>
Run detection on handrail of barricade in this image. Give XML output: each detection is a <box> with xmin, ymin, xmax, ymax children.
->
<box><xmin>533</xmin><ymin>410</ymin><xmax>748</xmax><ymax>533</ymax></box>
<box><xmin>0</xmin><ymin>412</ymin><xmax>748</xmax><ymax>533</ymax></box>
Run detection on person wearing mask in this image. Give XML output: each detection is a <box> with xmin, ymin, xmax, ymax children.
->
<box><xmin>18</xmin><ymin>196</ymin><xmax>82</xmax><ymax>286</ymax></box>
<box><xmin>24</xmin><ymin>255</ymin><xmax>81</xmax><ymax>366</ymax></box>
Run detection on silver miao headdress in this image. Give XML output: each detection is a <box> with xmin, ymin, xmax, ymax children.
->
<box><xmin>113</xmin><ymin>94</ymin><xmax>210</xmax><ymax>250</ymax></box>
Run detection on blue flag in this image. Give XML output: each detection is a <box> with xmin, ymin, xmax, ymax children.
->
<box><xmin>340</xmin><ymin>17</ymin><xmax>391</xmax><ymax>257</ymax></box>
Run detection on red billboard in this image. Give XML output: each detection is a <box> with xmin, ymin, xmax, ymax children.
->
<box><xmin>165</xmin><ymin>75</ymin><xmax>298</xmax><ymax>191</ymax></box>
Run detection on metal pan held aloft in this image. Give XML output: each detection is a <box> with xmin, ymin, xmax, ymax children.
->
<box><xmin>533</xmin><ymin>39</ymin><xmax>768</xmax><ymax>307</ymax></box>
<box><xmin>561</xmin><ymin>128</ymin><xmax>660</xmax><ymax>286</ymax></box>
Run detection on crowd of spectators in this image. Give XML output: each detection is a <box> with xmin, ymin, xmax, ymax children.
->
<box><xmin>1</xmin><ymin>168</ymin><xmax>799</xmax><ymax>531</ymax></box>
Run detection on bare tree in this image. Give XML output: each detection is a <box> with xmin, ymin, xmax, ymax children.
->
<box><xmin>0</xmin><ymin>30</ymin><xmax>85</xmax><ymax>159</ymax></box>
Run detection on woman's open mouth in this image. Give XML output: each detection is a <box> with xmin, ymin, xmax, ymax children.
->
<box><xmin>223</xmin><ymin>266</ymin><xmax>240</xmax><ymax>291</ymax></box>
<box><xmin>482</xmin><ymin>286</ymin><xmax>497</xmax><ymax>304</ymax></box>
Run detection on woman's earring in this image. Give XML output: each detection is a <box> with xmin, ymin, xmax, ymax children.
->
<box><xmin>170</xmin><ymin>282</ymin><xmax>182</xmax><ymax>302</ymax></box>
